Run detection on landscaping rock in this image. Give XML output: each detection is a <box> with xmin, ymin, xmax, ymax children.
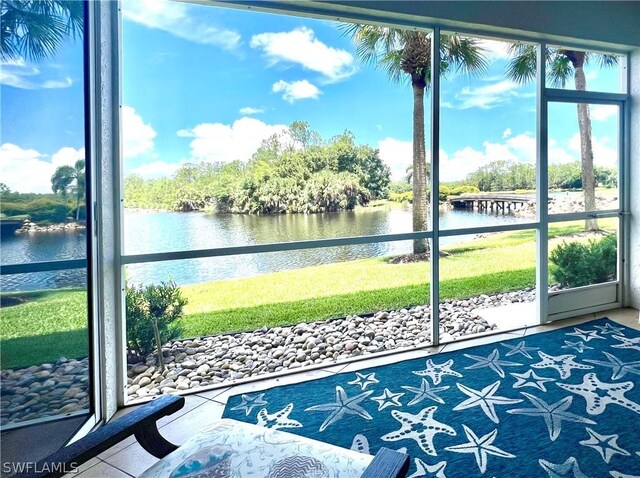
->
<box><xmin>121</xmin><ymin>287</ymin><xmax>534</xmax><ymax>401</ymax></box>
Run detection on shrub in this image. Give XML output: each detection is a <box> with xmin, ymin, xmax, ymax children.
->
<box><xmin>389</xmin><ymin>181</ymin><xmax>412</xmax><ymax>194</ymax></box>
<box><xmin>126</xmin><ymin>281</ymin><xmax>186</xmax><ymax>369</ymax></box>
<box><xmin>0</xmin><ymin>199</ymin><xmax>71</xmax><ymax>224</ymax></box>
<box><xmin>450</xmin><ymin>185</ymin><xmax>480</xmax><ymax>196</ymax></box>
<box><xmin>550</xmin><ymin>234</ymin><xmax>617</xmax><ymax>288</ymax></box>
<box><xmin>389</xmin><ymin>191</ymin><xmax>413</xmax><ymax>203</ymax></box>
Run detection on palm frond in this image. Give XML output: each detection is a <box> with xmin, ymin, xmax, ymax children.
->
<box><xmin>0</xmin><ymin>0</ymin><xmax>83</xmax><ymax>61</ymax></box>
<box><xmin>441</xmin><ymin>35</ymin><xmax>489</xmax><ymax>78</ymax></box>
<box><xmin>548</xmin><ymin>54</ymin><xmax>572</xmax><ymax>88</ymax></box>
<box><xmin>505</xmin><ymin>43</ymin><xmax>537</xmax><ymax>84</ymax></box>
<box><xmin>595</xmin><ymin>53</ymin><xmax>620</xmax><ymax>68</ymax></box>
<box><xmin>341</xmin><ymin>22</ymin><xmax>405</xmax><ymax>83</ymax></box>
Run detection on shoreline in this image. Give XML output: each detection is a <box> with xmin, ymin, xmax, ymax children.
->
<box><xmin>16</xmin><ymin>220</ymin><xmax>85</xmax><ymax>234</ymax></box>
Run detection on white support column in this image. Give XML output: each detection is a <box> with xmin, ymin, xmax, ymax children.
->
<box><xmin>430</xmin><ymin>28</ymin><xmax>441</xmax><ymax>345</ymax></box>
<box><xmin>93</xmin><ymin>0</ymin><xmax>123</xmax><ymax>420</ymax></box>
<box><xmin>536</xmin><ymin>44</ymin><xmax>549</xmax><ymax>324</ymax></box>
<box><xmin>629</xmin><ymin>48</ymin><xmax>640</xmax><ymax>310</ymax></box>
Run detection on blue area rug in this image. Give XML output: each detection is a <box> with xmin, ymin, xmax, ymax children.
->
<box><xmin>223</xmin><ymin>318</ymin><xmax>640</xmax><ymax>477</ymax></box>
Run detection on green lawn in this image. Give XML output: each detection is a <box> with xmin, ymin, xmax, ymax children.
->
<box><xmin>1</xmin><ymin>290</ymin><xmax>89</xmax><ymax>369</ymax></box>
<box><xmin>0</xmin><ymin>220</ymin><xmax>613</xmax><ymax>369</ymax></box>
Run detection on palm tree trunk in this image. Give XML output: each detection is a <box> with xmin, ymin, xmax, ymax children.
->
<box><xmin>412</xmin><ymin>83</ymin><xmax>428</xmax><ymax>254</ymax></box>
<box><xmin>574</xmin><ymin>66</ymin><xmax>597</xmax><ymax>231</ymax></box>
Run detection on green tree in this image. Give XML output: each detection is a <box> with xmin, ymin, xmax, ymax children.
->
<box><xmin>344</xmin><ymin>26</ymin><xmax>488</xmax><ymax>253</ymax></box>
<box><xmin>506</xmin><ymin>45</ymin><xmax>618</xmax><ymax>231</ymax></box>
<box><xmin>51</xmin><ymin>158</ymin><xmax>85</xmax><ymax>221</ymax></box>
<box><xmin>289</xmin><ymin>120</ymin><xmax>323</xmax><ymax>149</ymax></box>
<box><xmin>1</xmin><ymin>1</ymin><xmax>83</xmax><ymax>61</ymax></box>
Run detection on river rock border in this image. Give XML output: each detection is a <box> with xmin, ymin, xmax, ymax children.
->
<box><xmin>0</xmin><ymin>288</ymin><xmax>535</xmax><ymax>425</ymax></box>
<box><xmin>126</xmin><ymin>288</ymin><xmax>535</xmax><ymax>401</ymax></box>
<box><xmin>16</xmin><ymin>220</ymin><xmax>85</xmax><ymax>234</ymax></box>
<box><xmin>0</xmin><ymin>358</ymin><xmax>89</xmax><ymax>426</ymax></box>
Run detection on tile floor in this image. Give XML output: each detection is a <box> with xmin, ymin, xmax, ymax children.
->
<box><xmin>67</xmin><ymin>307</ymin><xmax>639</xmax><ymax>477</ymax></box>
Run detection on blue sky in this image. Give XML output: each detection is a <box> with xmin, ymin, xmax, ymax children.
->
<box><xmin>0</xmin><ymin>0</ymin><xmax>622</xmax><ymax>193</ymax></box>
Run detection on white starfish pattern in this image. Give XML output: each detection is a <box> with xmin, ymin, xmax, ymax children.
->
<box><xmin>305</xmin><ymin>386</ymin><xmax>373</xmax><ymax>431</ymax></box>
<box><xmin>611</xmin><ymin>334</ymin><xmax>640</xmax><ymax>352</ymax></box>
<box><xmin>463</xmin><ymin>349</ymin><xmax>522</xmax><ymax>378</ymax></box>
<box><xmin>381</xmin><ymin>406</ymin><xmax>456</xmax><ymax>456</ymax></box>
<box><xmin>453</xmin><ymin>381</ymin><xmax>522</xmax><ymax>424</ymax></box>
<box><xmin>229</xmin><ymin>393</ymin><xmax>268</xmax><ymax>415</ymax></box>
<box><xmin>593</xmin><ymin>323</ymin><xmax>626</xmax><ymax>335</ymax></box>
<box><xmin>407</xmin><ymin>458</ymin><xmax>447</xmax><ymax>478</ymax></box>
<box><xmin>584</xmin><ymin>351</ymin><xmax>640</xmax><ymax>380</ymax></box>
<box><xmin>610</xmin><ymin>472</ymin><xmax>640</xmax><ymax>478</ymax></box>
<box><xmin>256</xmin><ymin>403</ymin><xmax>302</xmax><ymax>430</ymax></box>
<box><xmin>350</xmin><ymin>434</ymin><xmax>369</xmax><ymax>454</ymax></box>
<box><xmin>348</xmin><ymin>372</ymin><xmax>379</xmax><ymax>390</ymax></box>
<box><xmin>402</xmin><ymin>378</ymin><xmax>450</xmax><ymax>405</ymax></box>
<box><xmin>579</xmin><ymin>427</ymin><xmax>631</xmax><ymax>463</ymax></box>
<box><xmin>561</xmin><ymin>340</ymin><xmax>594</xmax><ymax>353</ymax></box>
<box><xmin>371</xmin><ymin>388</ymin><xmax>404</xmax><ymax>411</ymax></box>
<box><xmin>413</xmin><ymin>359</ymin><xmax>462</xmax><ymax>385</ymax></box>
<box><xmin>532</xmin><ymin>351</ymin><xmax>593</xmax><ymax>379</ymax></box>
<box><xmin>557</xmin><ymin>373</ymin><xmax>640</xmax><ymax>415</ymax></box>
<box><xmin>506</xmin><ymin>392</ymin><xmax>595</xmax><ymax>441</ymax></box>
<box><xmin>566</xmin><ymin>327</ymin><xmax>606</xmax><ymax>342</ymax></box>
<box><xmin>539</xmin><ymin>457</ymin><xmax>590</xmax><ymax>478</ymax></box>
<box><xmin>445</xmin><ymin>425</ymin><xmax>515</xmax><ymax>474</ymax></box>
<box><xmin>502</xmin><ymin>340</ymin><xmax>539</xmax><ymax>359</ymax></box>
<box><xmin>511</xmin><ymin>369</ymin><xmax>555</xmax><ymax>392</ymax></box>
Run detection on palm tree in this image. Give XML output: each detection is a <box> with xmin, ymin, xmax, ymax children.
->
<box><xmin>1</xmin><ymin>0</ymin><xmax>83</xmax><ymax>61</ymax></box>
<box><xmin>506</xmin><ymin>45</ymin><xmax>618</xmax><ymax>231</ymax></box>
<box><xmin>51</xmin><ymin>159</ymin><xmax>85</xmax><ymax>221</ymax></box>
<box><xmin>344</xmin><ymin>26</ymin><xmax>488</xmax><ymax>253</ymax></box>
<box><xmin>405</xmin><ymin>163</ymin><xmax>431</xmax><ymax>184</ymax></box>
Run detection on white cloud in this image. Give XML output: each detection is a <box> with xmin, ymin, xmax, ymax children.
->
<box><xmin>547</xmin><ymin>138</ymin><xmax>575</xmax><ymax>164</ymax></box>
<box><xmin>568</xmin><ymin>133</ymin><xmax>618</xmax><ymax>168</ymax></box>
<box><xmin>478</xmin><ymin>39</ymin><xmax>513</xmax><ymax>60</ymax></box>
<box><xmin>378</xmin><ymin>138</ymin><xmax>412</xmax><ymax>180</ymax></box>
<box><xmin>440</xmin><ymin>133</ymin><xmax>536</xmax><ymax>181</ymax></box>
<box><xmin>250</xmin><ymin>26</ymin><xmax>355</xmax><ymax>82</ymax></box>
<box><xmin>178</xmin><ymin>117</ymin><xmax>288</xmax><ymax>163</ymax></box>
<box><xmin>0</xmin><ymin>144</ymin><xmax>84</xmax><ymax>193</ymax></box>
<box><xmin>122</xmin><ymin>106</ymin><xmax>156</xmax><ymax>158</ymax></box>
<box><xmin>590</xmin><ymin>104</ymin><xmax>618</xmax><ymax>122</ymax></box>
<box><xmin>131</xmin><ymin>160</ymin><xmax>181</xmax><ymax>179</ymax></box>
<box><xmin>42</xmin><ymin>77</ymin><xmax>73</xmax><ymax>88</ymax></box>
<box><xmin>121</xmin><ymin>0</ymin><xmax>240</xmax><ymax>50</ymax></box>
<box><xmin>0</xmin><ymin>58</ymin><xmax>73</xmax><ymax>90</ymax></box>
<box><xmin>377</xmin><ymin>137</ymin><xmax>452</xmax><ymax>182</ymax></box>
<box><xmin>503</xmin><ymin>128</ymin><xmax>512</xmax><ymax>139</ymax></box>
<box><xmin>239</xmin><ymin>107</ymin><xmax>265</xmax><ymax>115</ymax></box>
<box><xmin>455</xmin><ymin>80</ymin><xmax>523</xmax><ymax>109</ymax></box>
<box><xmin>272</xmin><ymin>80</ymin><xmax>321</xmax><ymax>103</ymax></box>
<box><xmin>442</xmin><ymin>146</ymin><xmax>486</xmax><ymax>181</ymax></box>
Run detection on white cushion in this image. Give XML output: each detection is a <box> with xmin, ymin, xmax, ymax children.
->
<box><xmin>140</xmin><ymin>418</ymin><xmax>373</xmax><ymax>477</ymax></box>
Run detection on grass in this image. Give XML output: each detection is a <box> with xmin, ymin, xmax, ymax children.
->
<box><xmin>0</xmin><ymin>220</ymin><xmax>614</xmax><ymax>369</ymax></box>
<box><xmin>1</xmin><ymin>290</ymin><xmax>89</xmax><ymax>369</ymax></box>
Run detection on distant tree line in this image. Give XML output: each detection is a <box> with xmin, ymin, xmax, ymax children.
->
<box><xmin>465</xmin><ymin>160</ymin><xmax>617</xmax><ymax>192</ymax></box>
<box><xmin>124</xmin><ymin>122</ymin><xmax>391</xmax><ymax>214</ymax></box>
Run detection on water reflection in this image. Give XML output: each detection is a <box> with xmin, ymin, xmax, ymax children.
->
<box><xmin>2</xmin><ymin>208</ymin><xmax>527</xmax><ymax>290</ymax></box>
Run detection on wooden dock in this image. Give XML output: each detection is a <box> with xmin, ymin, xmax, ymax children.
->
<box><xmin>447</xmin><ymin>194</ymin><xmax>534</xmax><ymax>213</ymax></box>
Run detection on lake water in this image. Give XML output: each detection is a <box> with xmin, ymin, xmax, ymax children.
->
<box><xmin>1</xmin><ymin>207</ymin><xmax>528</xmax><ymax>291</ymax></box>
